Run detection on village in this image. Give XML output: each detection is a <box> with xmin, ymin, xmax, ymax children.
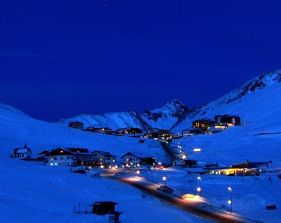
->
<box><xmin>9</xmin><ymin>113</ymin><xmax>280</xmax><ymax>222</ymax></box>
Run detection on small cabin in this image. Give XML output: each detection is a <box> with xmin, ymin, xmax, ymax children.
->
<box><xmin>92</xmin><ymin>201</ymin><xmax>117</xmax><ymax>215</ymax></box>
<box><xmin>68</xmin><ymin>121</ymin><xmax>84</xmax><ymax>129</ymax></box>
<box><xmin>47</xmin><ymin>148</ymin><xmax>75</xmax><ymax>166</ymax></box>
<box><xmin>215</xmin><ymin>115</ymin><xmax>241</xmax><ymax>126</ymax></box>
<box><xmin>121</xmin><ymin>152</ymin><xmax>142</xmax><ymax>167</ymax></box>
<box><xmin>192</xmin><ymin>119</ymin><xmax>215</xmax><ymax>130</ymax></box>
<box><xmin>11</xmin><ymin>145</ymin><xmax>32</xmax><ymax>160</ymax></box>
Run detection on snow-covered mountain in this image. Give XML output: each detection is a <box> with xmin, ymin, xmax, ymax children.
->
<box><xmin>60</xmin><ymin>99</ymin><xmax>190</xmax><ymax>130</ymax></box>
<box><xmin>175</xmin><ymin>70</ymin><xmax>281</xmax><ymax>132</ymax></box>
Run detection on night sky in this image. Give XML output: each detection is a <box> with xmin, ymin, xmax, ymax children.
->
<box><xmin>1</xmin><ymin>0</ymin><xmax>281</xmax><ymax>121</ymax></box>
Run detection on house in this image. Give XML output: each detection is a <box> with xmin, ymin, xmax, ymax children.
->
<box><xmin>68</xmin><ymin>121</ymin><xmax>84</xmax><ymax>129</ymax></box>
<box><xmin>208</xmin><ymin>123</ymin><xmax>228</xmax><ymax>133</ymax></box>
<box><xmin>46</xmin><ymin>148</ymin><xmax>75</xmax><ymax>166</ymax></box>
<box><xmin>192</xmin><ymin>119</ymin><xmax>215</xmax><ymax>130</ymax></box>
<box><xmin>11</xmin><ymin>145</ymin><xmax>32</xmax><ymax>159</ymax></box>
<box><xmin>74</xmin><ymin>153</ymin><xmax>99</xmax><ymax>166</ymax></box>
<box><xmin>215</xmin><ymin>115</ymin><xmax>241</xmax><ymax>126</ymax></box>
<box><xmin>121</xmin><ymin>152</ymin><xmax>142</xmax><ymax>167</ymax></box>
<box><xmin>231</xmin><ymin>161</ymin><xmax>272</xmax><ymax>169</ymax></box>
<box><xmin>92</xmin><ymin>151</ymin><xmax>116</xmax><ymax>165</ymax></box>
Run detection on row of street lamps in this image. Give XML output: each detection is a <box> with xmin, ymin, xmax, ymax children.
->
<box><xmin>136</xmin><ymin>171</ymin><xmax>233</xmax><ymax>213</ymax></box>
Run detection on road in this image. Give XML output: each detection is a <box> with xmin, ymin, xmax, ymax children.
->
<box><xmin>106</xmin><ymin>172</ymin><xmax>263</xmax><ymax>223</ymax></box>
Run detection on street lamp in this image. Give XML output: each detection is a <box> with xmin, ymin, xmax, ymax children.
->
<box><xmin>162</xmin><ymin>176</ymin><xmax>167</xmax><ymax>185</ymax></box>
<box><xmin>227</xmin><ymin>186</ymin><xmax>233</xmax><ymax>213</ymax></box>
<box><xmin>136</xmin><ymin>170</ymin><xmax>140</xmax><ymax>175</ymax></box>
<box><xmin>197</xmin><ymin>175</ymin><xmax>202</xmax><ymax>196</ymax></box>
<box><xmin>196</xmin><ymin>187</ymin><xmax>202</xmax><ymax>196</ymax></box>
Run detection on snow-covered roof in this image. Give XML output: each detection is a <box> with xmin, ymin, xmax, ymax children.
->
<box><xmin>14</xmin><ymin>148</ymin><xmax>32</xmax><ymax>154</ymax></box>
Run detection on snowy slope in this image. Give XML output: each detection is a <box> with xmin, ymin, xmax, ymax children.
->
<box><xmin>0</xmin><ymin>103</ymin><xmax>208</xmax><ymax>223</ymax></box>
<box><xmin>173</xmin><ymin>70</ymin><xmax>281</xmax><ymax>166</ymax></box>
<box><xmin>0</xmin><ymin>103</ymin><xmax>166</xmax><ymax>161</ymax></box>
<box><xmin>60</xmin><ymin>99</ymin><xmax>190</xmax><ymax>130</ymax></box>
<box><xmin>175</xmin><ymin>70</ymin><xmax>281</xmax><ymax>132</ymax></box>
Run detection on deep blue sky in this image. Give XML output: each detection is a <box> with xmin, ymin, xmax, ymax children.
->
<box><xmin>0</xmin><ymin>0</ymin><xmax>281</xmax><ymax>121</ymax></box>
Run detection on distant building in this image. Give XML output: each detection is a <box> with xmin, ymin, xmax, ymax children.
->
<box><xmin>144</xmin><ymin>129</ymin><xmax>172</xmax><ymax>139</ymax></box>
<box><xmin>121</xmin><ymin>152</ymin><xmax>142</xmax><ymax>166</ymax></box>
<box><xmin>86</xmin><ymin>127</ymin><xmax>113</xmax><ymax>134</ymax></box>
<box><xmin>208</xmin><ymin>123</ymin><xmax>228</xmax><ymax>133</ymax></box>
<box><xmin>231</xmin><ymin>161</ymin><xmax>272</xmax><ymax>169</ymax></box>
<box><xmin>182</xmin><ymin>129</ymin><xmax>205</xmax><ymax>136</ymax></box>
<box><xmin>192</xmin><ymin>119</ymin><xmax>215</xmax><ymax>130</ymax></box>
<box><xmin>115</xmin><ymin>128</ymin><xmax>143</xmax><ymax>136</ymax></box>
<box><xmin>215</xmin><ymin>115</ymin><xmax>241</xmax><ymax>126</ymax></box>
<box><xmin>68</xmin><ymin>121</ymin><xmax>84</xmax><ymax>129</ymax></box>
<box><xmin>47</xmin><ymin>148</ymin><xmax>75</xmax><ymax>166</ymax></box>
<box><xmin>11</xmin><ymin>145</ymin><xmax>32</xmax><ymax>159</ymax></box>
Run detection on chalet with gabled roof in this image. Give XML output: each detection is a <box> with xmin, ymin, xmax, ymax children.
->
<box><xmin>92</xmin><ymin>150</ymin><xmax>116</xmax><ymax>165</ymax></box>
<box><xmin>46</xmin><ymin>148</ymin><xmax>75</xmax><ymax>166</ymax></box>
<box><xmin>11</xmin><ymin>145</ymin><xmax>32</xmax><ymax>160</ymax></box>
<box><xmin>121</xmin><ymin>152</ymin><xmax>142</xmax><ymax>166</ymax></box>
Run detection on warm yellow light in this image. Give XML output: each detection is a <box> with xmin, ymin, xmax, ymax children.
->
<box><xmin>182</xmin><ymin>194</ymin><xmax>205</xmax><ymax>202</ymax></box>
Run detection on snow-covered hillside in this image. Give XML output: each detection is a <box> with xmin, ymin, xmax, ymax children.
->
<box><xmin>175</xmin><ymin>70</ymin><xmax>281</xmax><ymax>132</ymax></box>
<box><xmin>173</xmin><ymin>70</ymin><xmax>281</xmax><ymax>166</ymax></box>
<box><xmin>60</xmin><ymin>99</ymin><xmax>190</xmax><ymax>130</ymax></box>
<box><xmin>0</xmin><ymin>103</ymin><xmax>166</xmax><ymax>160</ymax></box>
<box><xmin>0</xmin><ymin>103</ymin><xmax>208</xmax><ymax>223</ymax></box>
